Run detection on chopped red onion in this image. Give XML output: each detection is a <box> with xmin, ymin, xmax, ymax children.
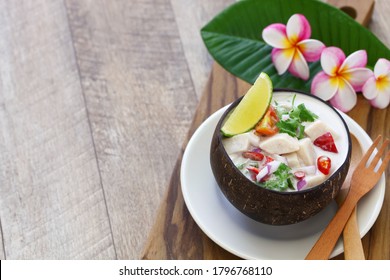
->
<box><xmin>256</xmin><ymin>166</ymin><xmax>269</xmax><ymax>182</ymax></box>
<box><xmin>267</xmin><ymin>160</ymin><xmax>281</xmax><ymax>174</ymax></box>
<box><xmin>294</xmin><ymin>171</ymin><xmax>306</xmax><ymax>180</ymax></box>
<box><xmin>297</xmin><ymin>179</ymin><xmax>307</xmax><ymax>191</ymax></box>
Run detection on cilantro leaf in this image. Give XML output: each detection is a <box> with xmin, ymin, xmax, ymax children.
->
<box><xmin>276</xmin><ymin>119</ymin><xmax>298</xmax><ymax>138</ymax></box>
<box><xmin>236</xmin><ymin>163</ymin><xmax>245</xmax><ymax>170</ymax></box>
<box><xmin>274</xmin><ymin>107</ymin><xmax>288</xmax><ymax>120</ymax></box>
<box><xmin>260</xmin><ymin>163</ymin><xmax>293</xmax><ymax>191</ymax></box>
<box><xmin>297</xmin><ymin>123</ymin><xmax>306</xmax><ymax>139</ymax></box>
<box><xmin>299</xmin><ymin>104</ymin><xmax>318</xmax><ymax>121</ymax></box>
<box><xmin>275</xmin><ymin>102</ymin><xmax>318</xmax><ymax>139</ymax></box>
<box><xmin>290</xmin><ymin>104</ymin><xmax>318</xmax><ymax>122</ymax></box>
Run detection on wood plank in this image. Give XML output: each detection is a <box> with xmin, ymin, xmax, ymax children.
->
<box><xmin>326</xmin><ymin>0</ymin><xmax>375</xmax><ymax>27</ymax></box>
<box><xmin>64</xmin><ymin>0</ymin><xmax>200</xmax><ymax>259</ymax></box>
<box><xmin>0</xmin><ymin>222</ymin><xmax>4</xmax><ymax>259</ymax></box>
<box><xmin>170</xmin><ymin>0</ymin><xmax>234</xmax><ymax>98</ymax></box>
<box><xmin>0</xmin><ymin>0</ymin><xmax>115</xmax><ymax>259</ymax></box>
<box><xmin>367</xmin><ymin>0</ymin><xmax>390</xmax><ymax>47</ymax></box>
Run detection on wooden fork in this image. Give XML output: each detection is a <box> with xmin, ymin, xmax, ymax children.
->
<box><xmin>306</xmin><ymin>135</ymin><xmax>390</xmax><ymax>260</ymax></box>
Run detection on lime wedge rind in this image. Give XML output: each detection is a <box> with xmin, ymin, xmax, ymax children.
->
<box><xmin>221</xmin><ymin>72</ymin><xmax>273</xmax><ymax>137</ymax></box>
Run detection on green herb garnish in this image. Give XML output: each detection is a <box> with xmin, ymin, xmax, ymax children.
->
<box><xmin>290</xmin><ymin>103</ymin><xmax>318</xmax><ymax>122</ymax></box>
<box><xmin>236</xmin><ymin>163</ymin><xmax>246</xmax><ymax>170</ymax></box>
<box><xmin>260</xmin><ymin>163</ymin><xmax>293</xmax><ymax>191</ymax></box>
<box><xmin>276</xmin><ymin>102</ymin><xmax>318</xmax><ymax>139</ymax></box>
<box><xmin>292</xmin><ymin>94</ymin><xmax>297</xmax><ymax>107</ymax></box>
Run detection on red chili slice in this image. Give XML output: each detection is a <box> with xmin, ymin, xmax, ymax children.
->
<box><xmin>317</xmin><ymin>156</ymin><xmax>331</xmax><ymax>175</ymax></box>
<box><xmin>242</xmin><ymin>151</ymin><xmax>264</xmax><ymax>161</ymax></box>
<box><xmin>265</xmin><ymin>156</ymin><xmax>274</xmax><ymax>163</ymax></box>
<box><xmin>314</xmin><ymin>132</ymin><xmax>338</xmax><ymax>153</ymax></box>
<box><xmin>247</xmin><ymin>166</ymin><xmax>259</xmax><ymax>180</ymax></box>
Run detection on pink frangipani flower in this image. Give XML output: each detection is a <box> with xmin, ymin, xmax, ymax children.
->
<box><xmin>311</xmin><ymin>47</ymin><xmax>373</xmax><ymax>112</ymax></box>
<box><xmin>262</xmin><ymin>14</ymin><xmax>325</xmax><ymax>80</ymax></box>
<box><xmin>362</xmin><ymin>58</ymin><xmax>390</xmax><ymax>109</ymax></box>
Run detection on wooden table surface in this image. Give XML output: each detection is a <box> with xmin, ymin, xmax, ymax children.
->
<box><xmin>0</xmin><ymin>0</ymin><xmax>388</xmax><ymax>260</ymax></box>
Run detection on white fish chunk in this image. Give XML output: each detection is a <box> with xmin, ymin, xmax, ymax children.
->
<box><xmin>297</xmin><ymin>138</ymin><xmax>316</xmax><ymax>166</ymax></box>
<box><xmin>284</xmin><ymin>152</ymin><xmax>300</xmax><ymax>168</ymax></box>
<box><xmin>259</xmin><ymin>133</ymin><xmax>300</xmax><ymax>154</ymax></box>
<box><xmin>272</xmin><ymin>154</ymin><xmax>288</xmax><ymax>165</ymax></box>
<box><xmin>292</xmin><ymin>165</ymin><xmax>316</xmax><ymax>175</ymax></box>
<box><xmin>223</xmin><ymin>132</ymin><xmax>251</xmax><ymax>154</ymax></box>
<box><xmin>304</xmin><ymin>173</ymin><xmax>327</xmax><ymax>189</ymax></box>
<box><xmin>305</xmin><ymin>120</ymin><xmax>338</xmax><ymax>141</ymax></box>
<box><xmin>247</xmin><ymin>131</ymin><xmax>261</xmax><ymax>147</ymax></box>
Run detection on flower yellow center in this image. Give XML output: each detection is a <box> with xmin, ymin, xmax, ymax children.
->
<box><xmin>283</xmin><ymin>47</ymin><xmax>295</xmax><ymax>58</ymax></box>
<box><xmin>331</xmin><ymin>76</ymin><xmax>341</xmax><ymax>88</ymax></box>
<box><xmin>376</xmin><ymin>76</ymin><xmax>390</xmax><ymax>90</ymax></box>
<box><xmin>340</xmin><ymin>71</ymin><xmax>350</xmax><ymax>80</ymax></box>
<box><xmin>289</xmin><ymin>35</ymin><xmax>299</xmax><ymax>46</ymax></box>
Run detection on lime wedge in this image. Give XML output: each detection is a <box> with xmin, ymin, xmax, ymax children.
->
<box><xmin>221</xmin><ymin>72</ymin><xmax>273</xmax><ymax>137</ymax></box>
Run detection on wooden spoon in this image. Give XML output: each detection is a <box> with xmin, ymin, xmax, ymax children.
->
<box><xmin>335</xmin><ymin>133</ymin><xmax>365</xmax><ymax>259</ymax></box>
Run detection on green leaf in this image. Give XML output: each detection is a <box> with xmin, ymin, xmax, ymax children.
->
<box><xmin>260</xmin><ymin>163</ymin><xmax>293</xmax><ymax>191</ymax></box>
<box><xmin>201</xmin><ymin>0</ymin><xmax>390</xmax><ymax>92</ymax></box>
<box><xmin>276</xmin><ymin>119</ymin><xmax>299</xmax><ymax>138</ymax></box>
<box><xmin>290</xmin><ymin>104</ymin><xmax>318</xmax><ymax>122</ymax></box>
<box><xmin>275</xmin><ymin>101</ymin><xmax>317</xmax><ymax>139</ymax></box>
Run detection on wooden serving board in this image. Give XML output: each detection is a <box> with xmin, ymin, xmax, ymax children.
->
<box><xmin>141</xmin><ymin>62</ymin><xmax>389</xmax><ymax>260</ymax></box>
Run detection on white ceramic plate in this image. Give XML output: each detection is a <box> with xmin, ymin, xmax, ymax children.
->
<box><xmin>180</xmin><ymin>103</ymin><xmax>386</xmax><ymax>260</ymax></box>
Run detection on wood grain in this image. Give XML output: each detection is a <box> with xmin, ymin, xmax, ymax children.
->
<box><xmin>367</xmin><ymin>0</ymin><xmax>390</xmax><ymax>47</ymax></box>
<box><xmin>0</xmin><ymin>0</ymin><xmax>115</xmax><ymax>259</ymax></box>
<box><xmin>327</xmin><ymin>0</ymin><xmax>375</xmax><ymax>27</ymax></box>
<box><xmin>64</xmin><ymin>0</ymin><xmax>202</xmax><ymax>259</ymax></box>
<box><xmin>0</xmin><ymin>221</ymin><xmax>4</xmax><ymax>259</ymax></box>
<box><xmin>170</xmin><ymin>0</ymin><xmax>234</xmax><ymax>98</ymax></box>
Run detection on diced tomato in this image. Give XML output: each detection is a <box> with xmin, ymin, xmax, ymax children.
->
<box><xmin>294</xmin><ymin>171</ymin><xmax>306</xmax><ymax>180</ymax></box>
<box><xmin>317</xmin><ymin>156</ymin><xmax>331</xmax><ymax>175</ymax></box>
<box><xmin>242</xmin><ymin>151</ymin><xmax>264</xmax><ymax>161</ymax></box>
<box><xmin>265</xmin><ymin>156</ymin><xmax>274</xmax><ymax>163</ymax></box>
<box><xmin>247</xmin><ymin>166</ymin><xmax>259</xmax><ymax>180</ymax></box>
<box><xmin>255</xmin><ymin>105</ymin><xmax>279</xmax><ymax>136</ymax></box>
<box><xmin>314</xmin><ymin>132</ymin><xmax>338</xmax><ymax>153</ymax></box>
